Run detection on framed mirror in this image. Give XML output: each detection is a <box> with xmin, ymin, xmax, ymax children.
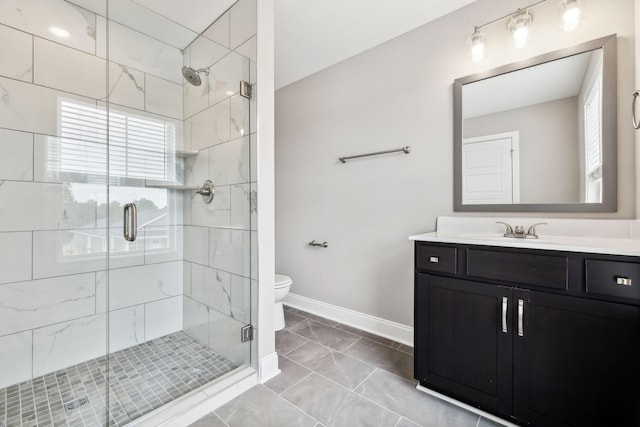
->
<box><xmin>453</xmin><ymin>34</ymin><xmax>617</xmax><ymax>212</ymax></box>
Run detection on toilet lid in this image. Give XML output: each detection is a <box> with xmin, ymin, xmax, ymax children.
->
<box><xmin>275</xmin><ymin>274</ymin><xmax>292</xmax><ymax>287</ymax></box>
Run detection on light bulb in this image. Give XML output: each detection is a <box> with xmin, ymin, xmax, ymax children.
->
<box><xmin>508</xmin><ymin>9</ymin><xmax>532</xmax><ymax>49</ymax></box>
<box><xmin>469</xmin><ymin>27</ymin><xmax>486</xmax><ymax>63</ymax></box>
<box><xmin>561</xmin><ymin>0</ymin><xmax>582</xmax><ymax>32</ymax></box>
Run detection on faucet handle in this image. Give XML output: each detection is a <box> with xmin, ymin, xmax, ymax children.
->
<box><xmin>526</xmin><ymin>222</ymin><xmax>547</xmax><ymax>238</ymax></box>
<box><xmin>496</xmin><ymin>221</ymin><xmax>514</xmax><ymax>237</ymax></box>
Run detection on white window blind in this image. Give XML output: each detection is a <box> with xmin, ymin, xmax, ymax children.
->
<box><xmin>49</xmin><ymin>100</ymin><xmax>176</xmax><ymax>181</ymax></box>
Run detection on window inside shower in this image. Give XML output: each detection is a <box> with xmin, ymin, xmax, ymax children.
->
<box><xmin>0</xmin><ymin>0</ymin><xmax>257</xmax><ymax>425</ymax></box>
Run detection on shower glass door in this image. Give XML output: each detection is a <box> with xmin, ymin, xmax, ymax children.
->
<box><xmin>104</xmin><ymin>0</ymin><xmax>254</xmax><ymax>424</ymax></box>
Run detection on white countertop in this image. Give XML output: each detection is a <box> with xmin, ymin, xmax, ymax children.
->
<box><xmin>409</xmin><ymin>217</ymin><xmax>640</xmax><ymax>257</ymax></box>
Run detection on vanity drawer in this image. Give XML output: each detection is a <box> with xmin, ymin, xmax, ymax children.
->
<box><xmin>416</xmin><ymin>244</ymin><xmax>457</xmax><ymax>274</ymax></box>
<box><xmin>466</xmin><ymin>249</ymin><xmax>568</xmax><ymax>290</ymax></box>
<box><xmin>586</xmin><ymin>259</ymin><xmax>640</xmax><ymax>301</ymax></box>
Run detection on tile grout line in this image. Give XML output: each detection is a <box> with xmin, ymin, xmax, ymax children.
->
<box><xmin>351</xmin><ymin>367</ymin><xmax>378</xmax><ymax>392</ymax></box>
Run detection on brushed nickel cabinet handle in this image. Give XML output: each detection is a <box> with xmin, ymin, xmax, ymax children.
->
<box><xmin>518</xmin><ymin>299</ymin><xmax>524</xmax><ymax>337</ymax></box>
<box><xmin>616</xmin><ymin>276</ymin><xmax>632</xmax><ymax>286</ymax></box>
<box><xmin>502</xmin><ymin>297</ymin><xmax>508</xmax><ymax>333</ymax></box>
<box><xmin>429</xmin><ymin>256</ymin><xmax>439</xmax><ymax>263</ymax></box>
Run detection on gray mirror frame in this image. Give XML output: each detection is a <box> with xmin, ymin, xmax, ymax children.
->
<box><xmin>453</xmin><ymin>34</ymin><xmax>617</xmax><ymax>212</ymax></box>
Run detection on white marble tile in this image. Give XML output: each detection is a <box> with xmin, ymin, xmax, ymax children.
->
<box><xmin>209</xmin><ymin>228</ymin><xmax>250</xmax><ymax>277</ymax></box>
<box><xmin>0</xmin><ymin>273</ymin><xmax>97</xmax><ymax>336</ymax></box>
<box><xmin>184</xmin><ymin>226</ymin><xmax>210</xmax><ymax>265</ymax></box>
<box><xmin>190</xmin><ymin>99</ymin><xmax>231</xmax><ymax>150</ymax></box>
<box><xmin>183</xmin><ymin>261</ymin><xmax>193</xmax><ymax>297</ymax></box>
<box><xmin>0</xmin><ymin>128</ymin><xmax>33</xmax><ymax>181</ymax></box>
<box><xmin>145</xmin><ymin>75</ymin><xmax>183</xmax><ymax>120</ymax></box>
<box><xmin>203</xmin><ymin>11</ymin><xmax>230</xmax><ymax>48</ymax></box>
<box><xmin>235</xmin><ymin>35</ymin><xmax>256</xmax><ymax>63</ymax></box>
<box><xmin>108</xmin><ymin>21</ymin><xmax>183</xmax><ymax>84</ymax></box>
<box><xmin>0</xmin><ymin>182</ymin><xmax>101</xmax><ymax>232</ymax></box>
<box><xmin>102</xmin><ymin>0</ymin><xmax>197</xmax><ymax>49</ymax></box>
<box><xmin>208</xmin><ymin>310</ymin><xmax>248</xmax><ymax>365</ymax></box>
<box><xmin>231</xmin><ymin>183</ymin><xmax>251</xmax><ymax>230</ymax></box>
<box><xmin>208</xmin><ymin>52</ymin><xmax>250</xmax><ymax>105</ymax></box>
<box><xmin>191</xmin><ymin>184</ymin><xmax>231</xmax><ymax>228</ymax></box>
<box><xmin>107</xmin><ymin>261</ymin><xmax>182</xmax><ymax>310</ymax></box>
<box><xmin>210</xmin><ymin>137</ymin><xmax>250</xmax><ymax>186</ymax></box>
<box><xmin>33</xmin><ymin>134</ymin><xmax>107</xmax><ymax>184</ymax></box>
<box><xmin>0</xmin><ymin>76</ymin><xmax>96</xmax><ymax>136</ymax></box>
<box><xmin>96</xmin><ymin>15</ymin><xmax>107</xmax><ymax>58</ymax></box>
<box><xmin>34</xmin><ymin>37</ymin><xmax>106</xmax><ymax>99</ymax></box>
<box><xmin>33</xmin><ymin>313</ymin><xmax>106</xmax><ymax>377</ymax></box>
<box><xmin>184</xmin><ymin>148</ymin><xmax>210</xmax><ymax>187</ymax></box>
<box><xmin>145</xmin><ymin>296</ymin><xmax>183</xmax><ymax>340</ymax></box>
<box><xmin>96</xmin><ymin>271</ymin><xmax>107</xmax><ymax>313</ymax></box>
<box><xmin>0</xmin><ymin>232</ymin><xmax>32</xmax><ymax>285</ymax></box>
<box><xmin>183</xmin><ymin>296</ymin><xmax>209</xmax><ymax>346</ymax></box>
<box><xmin>229</xmin><ymin>0</ymin><xmax>257</xmax><ymax>50</ymax></box>
<box><xmin>230</xmin><ymin>274</ymin><xmax>250</xmax><ymax>323</ymax></box>
<box><xmin>0</xmin><ymin>331</ymin><xmax>32</xmax><ymax>389</ymax></box>
<box><xmin>33</xmin><ymin>230</ymin><xmax>107</xmax><ymax>279</ymax></box>
<box><xmin>230</xmin><ymin>95</ymin><xmax>250</xmax><ymax>140</ymax></box>
<box><xmin>0</xmin><ymin>24</ymin><xmax>33</xmax><ymax>82</ymax></box>
<box><xmin>191</xmin><ymin>263</ymin><xmax>231</xmax><ymax>315</ymax></box>
<box><xmin>250</xmin><ymin>96</ymin><xmax>257</xmax><ymax>133</ymax></box>
<box><xmin>183</xmin><ymin>79</ymin><xmax>210</xmax><ymax>119</ymax></box>
<box><xmin>187</xmin><ymin>36</ymin><xmax>230</xmax><ymax>72</ymax></box>
<box><xmin>108</xmin><ymin>62</ymin><xmax>145</xmax><ymax>110</ymax></box>
<box><xmin>0</xmin><ymin>0</ymin><xmax>97</xmax><ymax>54</ymax></box>
<box><xmin>109</xmin><ymin>305</ymin><xmax>145</xmax><ymax>352</ymax></box>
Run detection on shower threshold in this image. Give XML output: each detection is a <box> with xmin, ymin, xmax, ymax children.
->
<box><xmin>0</xmin><ymin>331</ymin><xmax>238</xmax><ymax>427</ymax></box>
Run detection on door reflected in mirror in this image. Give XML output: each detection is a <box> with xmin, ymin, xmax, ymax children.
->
<box><xmin>453</xmin><ymin>35</ymin><xmax>616</xmax><ymax>212</ymax></box>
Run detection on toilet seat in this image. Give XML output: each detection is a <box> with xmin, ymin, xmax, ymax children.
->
<box><xmin>275</xmin><ymin>274</ymin><xmax>292</xmax><ymax>288</ymax></box>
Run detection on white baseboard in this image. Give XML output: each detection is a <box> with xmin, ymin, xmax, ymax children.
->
<box><xmin>416</xmin><ymin>385</ymin><xmax>519</xmax><ymax>427</ymax></box>
<box><xmin>259</xmin><ymin>351</ymin><xmax>281</xmax><ymax>383</ymax></box>
<box><xmin>283</xmin><ymin>293</ymin><xmax>414</xmax><ymax>347</ymax></box>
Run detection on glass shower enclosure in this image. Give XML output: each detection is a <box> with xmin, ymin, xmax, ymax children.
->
<box><xmin>0</xmin><ymin>0</ymin><xmax>256</xmax><ymax>425</ymax></box>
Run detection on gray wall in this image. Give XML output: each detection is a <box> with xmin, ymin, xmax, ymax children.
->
<box><xmin>275</xmin><ymin>0</ymin><xmax>635</xmax><ymax>326</ymax></box>
<box><xmin>464</xmin><ymin>97</ymin><xmax>580</xmax><ymax>204</ymax></box>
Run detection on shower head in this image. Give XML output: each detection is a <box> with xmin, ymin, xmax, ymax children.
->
<box><xmin>182</xmin><ymin>66</ymin><xmax>209</xmax><ymax>86</ymax></box>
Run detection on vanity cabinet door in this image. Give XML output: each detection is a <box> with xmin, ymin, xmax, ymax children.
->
<box><xmin>513</xmin><ymin>289</ymin><xmax>640</xmax><ymax>427</ymax></box>
<box><xmin>415</xmin><ymin>274</ymin><xmax>513</xmax><ymax>415</ymax></box>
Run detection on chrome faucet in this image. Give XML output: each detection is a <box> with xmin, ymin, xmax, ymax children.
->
<box><xmin>496</xmin><ymin>222</ymin><xmax>547</xmax><ymax>239</ymax></box>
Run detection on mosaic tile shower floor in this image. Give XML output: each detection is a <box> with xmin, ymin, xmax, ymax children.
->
<box><xmin>0</xmin><ymin>332</ymin><xmax>237</xmax><ymax>427</ymax></box>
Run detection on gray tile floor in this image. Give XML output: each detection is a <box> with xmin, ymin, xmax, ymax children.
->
<box><xmin>191</xmin><ymin>307</ymin><xmax>507</xmax><ymax>427</ymax></box>
<box><xmin>0</xmin><ymin>332</ymin><xmax>237</xmax><ymax>427</ymax></box>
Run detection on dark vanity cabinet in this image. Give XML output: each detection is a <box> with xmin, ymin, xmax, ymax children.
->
<box><xmin>414</xmin><ymin>242</ymin><xmax>640</xmax><ymax>427</ymax></box>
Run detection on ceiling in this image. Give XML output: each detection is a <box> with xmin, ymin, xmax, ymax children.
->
<box><xmin>274</xmin><ymin>0</ymin><xmax>476</xmax><ymax>89</ymax></box>
<box><xmin>70</xmin><ymin>0</ymin><xmax>477</xmax><ymax>89</ymax></box>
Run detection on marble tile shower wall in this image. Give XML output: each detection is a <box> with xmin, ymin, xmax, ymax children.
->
<box><xmin>181</xmin><ymin>0</ymin><xmax>258</xmax><ymax>367</ymax></box>
<box><xmin>0</xmin><ymin>0</ymin><xmax>186</xmax><ymax>389</ymax></box>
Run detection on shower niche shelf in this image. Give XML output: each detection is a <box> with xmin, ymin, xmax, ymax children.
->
<box><xmin>174</xmin><ymin>150</ymin><xmax>199</xmax><ymax>158</ymax></box>
<box><xmin>144</xmin><ymin>180</ymin><xmax>199</xmax><ymax>190</ymax></box>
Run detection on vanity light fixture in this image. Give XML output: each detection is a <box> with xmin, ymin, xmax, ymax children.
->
<box><xmin>469</xmin><ymin>26</ymin><xmax>486</xmax><ymax>63</ymax></box>
<box><xmin>559</xmin><ymin>0</ymin><xmax>582</xmax><ymax>32</ymax></box>
<box><xmin>508</xmin><ymin>8</ymin><xmax>533</xmax><ymax>49</ymax></box>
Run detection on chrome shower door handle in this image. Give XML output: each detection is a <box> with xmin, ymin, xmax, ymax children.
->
<box><xmin>123</xmin><ymin>203</ymin><xmax>137</xmax><ymax>242</ymax></box>
<box><xmin>502</xmin><ymin>297</ymin><xmax>508</xmax><ymax>333</ymax></box>
<box><xmin>633</xmin><ymin>91</ymin><xmax>640</xmax><ymax>129</ymax></box>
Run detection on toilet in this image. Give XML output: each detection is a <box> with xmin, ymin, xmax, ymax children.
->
<box><xmin>274</xmin><ymin>274</ymin><xmax>293</xmax><ymax>331</ymax></box>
